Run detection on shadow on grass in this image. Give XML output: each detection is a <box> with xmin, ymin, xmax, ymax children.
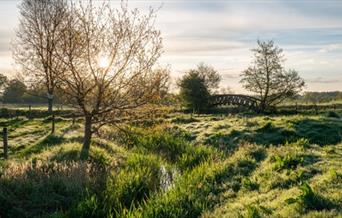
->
<box><xmin>0</xmin><ymin>118</ymin><xmax>30</xmax><ymax>130</ymax></box>
<box><xmin>205</xmin><ymin>118</ymin><xmax>342</xmax><ymax>150</ymax></box>
<box><xmin>19</xmin><ymin>134</ymin><xmax>66</xmax><ymax>157</ymax></box>
<box><xmin>292</xmin><ymin>118</ymin><xmax>342</xmax><ymax>146</ymax></box>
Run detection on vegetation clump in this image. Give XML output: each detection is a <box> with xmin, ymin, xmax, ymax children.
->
<box><xmin>272</xmin><ymin>154</ymin><xmax>304</xmax><ymax>171</ymax></box>
<box><xmin>326</xmin><ymin>111</ymin><xmax>340</xmax><ymax>118</ymax></box>
<box><xmin>286</xmin><ymin>182</ymin><xmax>335</xmax><ymax>211</ymax></box>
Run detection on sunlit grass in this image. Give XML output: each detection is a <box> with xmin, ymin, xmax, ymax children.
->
<box><xmin>0</xmin><ymin>112</ymin><xmax>341</xmax><ymax>217</ymax></box>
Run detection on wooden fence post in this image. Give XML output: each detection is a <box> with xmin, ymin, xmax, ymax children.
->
<box><xmin>314</xmin><ymin>104</ymin><xmax>318</xmax><ymax>115</ymax></box>
<box><xmin>72</xmin><ymin>113</ymin><xmax>75</xmax><ymax>125</ymax></box>
<box><xmin>28</xmin><ymin>104</ymin><xmax>32</xmax><ymax>119</ymax></box>
<box><xmin>3</xmin><ymin>127</ymin><xmax>8</xmax><ymax>159</ymax></box>
<box><xmin>51</xmin><ymin>114</ymin><xmax>55</xmax><ymax>134</ymax></box>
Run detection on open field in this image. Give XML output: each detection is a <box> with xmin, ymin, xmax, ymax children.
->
<box><xmin>0</xmin><ymin>109</ymin><xmax>341</xmax><ymax>218</ymax></box>
<box><xmin>1</xmin><ymin>0</ymin><xmax>342</xmax><ymax>217</ymax></box>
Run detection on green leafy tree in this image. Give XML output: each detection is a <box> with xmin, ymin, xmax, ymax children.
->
<box><xmin>0</xmin><ymin>74</ymin><xmax>8</xmax><ymax>100</ymax></box>
<box><xmin>240</xmin><ymin>40</ymin><xmax>305</xmax><ymax>112</ymax></box>
<box><xmin>178</xmin><ymin>63</ymin><xmax>221</xmax><ymax>113</ymax></box>
<box><xmin>0</xmin><ymin>73</ymin><xmax>7</xmax><ymax>88</ymax></box>
<box><xmin>178</xmin><ymin>72</ymin><xmax>210</xmax><ymax>113</ymax></box>
<box><xmin>3</xmin><ymin>79</ymin><xmax>27</xmax><ymax>103</ymax></box>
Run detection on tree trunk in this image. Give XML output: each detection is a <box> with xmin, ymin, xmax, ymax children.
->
<box><xmin>81</xmin><ymin>115</ymin><xmax>92</xmax><ymax>160</ymax></box>
<box><xmin>48</xmin><ymin>94</ymin><xmax>53</xmax><ymax>114</ymax></box>
<box><xmin>259</xmin><ymin>100</ymin><xmax>266</xmax><ymax>113</ymax></box>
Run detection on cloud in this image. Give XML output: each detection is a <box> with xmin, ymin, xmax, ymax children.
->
<box><xmin>164</xmin><ymin>38</ymin><xmax>247</xmax><ymax>55</ymax></box>
<box><xmin>306</xmin><ymin>77</ymin><xmax>342</xmax><ymax>84</ymax></box>
<box><xmin>0</xmin><ymin>30</ymin><xmax>12</xmax><ymax>55</ymax></box>
<box><xmin>1</xmin><ymin>0</ymin><xmax>342</xmax><ymax>92</ymax></box>
<box><xmin>319</xmin><ymin>43</ymin><xmax>342</xmax><ymax>53</ymax></box>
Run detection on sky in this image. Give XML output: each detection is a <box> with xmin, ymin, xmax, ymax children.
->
<box><xmin>0</xmin><ymin>0</ymin><xmax>342</xmax><ymax>93</ymax></box>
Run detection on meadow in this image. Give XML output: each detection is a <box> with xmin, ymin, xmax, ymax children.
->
<box><xmin>0</xmin><ymin>108</ymin><xmax>341</xmax><ymax>218</ymax></box>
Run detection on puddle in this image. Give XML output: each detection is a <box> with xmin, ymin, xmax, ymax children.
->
<box><xmin>160</xmin><ymin>165</ymin><xmax>177</xmax><ymax>190</ymax></box>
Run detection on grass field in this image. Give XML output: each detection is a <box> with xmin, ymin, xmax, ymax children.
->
<box><xmin>0</xmin><ymin>110</ymin><xmax>341</xmax><ymax>218</ymax></box>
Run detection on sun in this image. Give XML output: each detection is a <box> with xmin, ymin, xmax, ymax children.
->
<box><xmin>98</xmin><ymin>55</ymin><xmax>110</xmax><ymax>68</ymax></box>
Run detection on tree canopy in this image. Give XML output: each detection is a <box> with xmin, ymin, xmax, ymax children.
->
<box><xmin>240</xmin><ymin>40</ymin><xmax>305</xmax><ymax>111</ymax></box>
<box><xmin>3</xmin><ymin>79</ymin><xmax>27</xmax><ymax>103</ymax></box>
<box><xmin>54</xmin><ymin>1</ymin><xmax>168</xmax><ymax>159</ymax></box>
<box><xmin>178</xmin><ymin>63</ymin><xmax>221</xmax><ymax>112</ymax></box>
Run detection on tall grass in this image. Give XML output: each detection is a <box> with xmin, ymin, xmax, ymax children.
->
<box><xmin>130</xmin><ymin>144</ymin><xmax>265</xmax><ymax>218</ymax></box>
<box><xmin>0</xmin><ymin>160</ymin><xmax>100</xmax><ymax>218</ymax></box>
<box><xmin>115</xmin><ymin>125</ymin><xmax>219</xmax><ymax>171</ymax></box>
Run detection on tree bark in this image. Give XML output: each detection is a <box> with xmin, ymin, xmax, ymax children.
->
<box><xmin>81</xmin><ymin>115</ymin><xmax>92</xmax><ymax>160</ymax></box>
<box><xmin>48</xmin><ymin>94</ymin><xmax>54</xmax><ymax>114</ymax></box>
<box><xmin>259</xmin><ymin>100</ymin><xmax>266</xmax><ymax>113</ymax></box>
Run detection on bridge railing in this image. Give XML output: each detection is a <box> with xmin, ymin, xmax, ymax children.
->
<box><xmin>210</xmin><ymin>94</ymin><xmax>259</xmax><ymax>110</ymax></box>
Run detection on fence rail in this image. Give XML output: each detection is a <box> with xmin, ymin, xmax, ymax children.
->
<box><xmin>278</xmin><ymin>103</ymin><xmax>342</xmax><ymax>111</ymax></box>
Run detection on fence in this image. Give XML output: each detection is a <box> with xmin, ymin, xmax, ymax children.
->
<box><xmin>277</xmin><ymin>103</ymin><xmax>342</xmax><ymax>114</ymax></box>
<box><xmin>0</xmin><ymin>127</ymin><xmax>8</xmax><ymax>159</ymax></box>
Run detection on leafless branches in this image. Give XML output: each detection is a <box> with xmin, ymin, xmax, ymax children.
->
<box><xmin>54</xmin><ymin>0</ymin><xmax>168</xmax><ymax>158</ymax></box>
<box><xmin>14</xmin><ymin>0</ymin><xmax>69</xmax><ymax>113</ymax></box>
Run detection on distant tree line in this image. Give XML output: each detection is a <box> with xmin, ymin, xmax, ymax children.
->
<box><xmin>293</xmin><ymin>91</ymin><xmax>342</xmax><ymax>104</ymax></box>
<box><xmin>0</xmin><ymin>73</ymin><xmax>66</xmax><ymax>105</ymax></box>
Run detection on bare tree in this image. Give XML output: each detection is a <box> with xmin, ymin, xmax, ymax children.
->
<box><xmin>240</xmin><ymin>40</ymin><xmax>305</xmax><ymax>111</ymax></box>
<box><xmin>57</xmin><ymin>1</ymin><xmax>167</xmax><ymax>159</ymax></box>
<box><xmin>14</xmin><ymin>0</ymin><xmax>68</xmax><ymax>113</ymax></box>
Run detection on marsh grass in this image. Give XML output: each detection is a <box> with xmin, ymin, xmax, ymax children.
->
<box><xmin>0</xmin><ymin>112</ymin><xmax>341</xmax><ymax>218</ymax></box>
<box><xmin>0</xmin><ymin>160</ymin><xmax>100</xmax><ymax>218</ymax></box>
